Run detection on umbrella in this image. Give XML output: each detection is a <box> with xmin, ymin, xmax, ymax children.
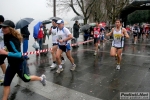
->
<box><xmin>71</xmin><ymin>16</ymin><xmax>84</xmax><ymax>21</ymax></box>
<box><xmin>80</xmin><ymin>24</ymin><xmax>91</xmax><ymax>32</ymax></box>
<box><xmin>16</xmin><ymin>18</ymin><xmax>34</xmax><ymax>29</ymax></box>
<box><xmin>49</xmin><ymin>17</ymin><xmax>62</xmax><ymax>20</ymax></box>
<box><xmin>33</xmin><ymin>22</ymin><xmax>42</xmax><ymax>38</ymax></box>
<box><xmin>89</xmin><ymin>23</ymin><xmax>96</xmax><ymax>26</ymax></box>
<box><xmin>42</xmin><ymin>20</ymin><xmax>51</xmax><ymax>24</ymax></box>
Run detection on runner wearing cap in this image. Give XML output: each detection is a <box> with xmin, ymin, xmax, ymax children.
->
<box><xmin>49</xmin><ymin>19</ymin><xmax>65</xmax><ymax>69</ymax></box>
<box><xmin>0</xmin><ymin>20</ymin><xmax>47</xmax><ymax>100</ymax></box>
<box><xmin>56</xmin><ymin>20</ymin><xmax>76</xmax><ymax>73</ymax></box>
<box><xmin>0</xmin><ymin>15</ymin><xmax>6</xmax><ymax>83</ymax></box>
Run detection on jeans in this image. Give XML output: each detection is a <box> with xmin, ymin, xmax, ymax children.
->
<box><xmin>36</xmin><ymin>38</ymin><xmax>43</xmax><ymax>51</ymax></box>
<box><xmin>23</xmin><ymin>39</ymin><xmax>28</xmax><ymax>58</ymax></box>
<box><xmin>74</xmin><ymin>38</ymin><xmax>78</xmax><ymax>45</ymax></box>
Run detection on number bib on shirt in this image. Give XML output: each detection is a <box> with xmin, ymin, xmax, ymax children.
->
<box><xmin>94</xmin><ymin>31</ymin><xmax>100</xmax><ymax>38</ymax></box>
<box><xmin>58</xmin><ymin>35</ymin><xmax>63</xmax><ymax>40</ymax></box>
<box><xmin>113</xmin><ymin>34</ymin><xmax>122</xmax><ymax>44</ymax></box>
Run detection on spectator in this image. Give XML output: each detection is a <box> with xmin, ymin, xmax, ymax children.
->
<box><xmin>21</xmin><ymin>25</ymin><xmax>30</xmax><ymax>60</ymax></box>
<box><xmin>73</xmin><ymin>21</ymin><xmax>80</xmax><ymax>47</ymax></box>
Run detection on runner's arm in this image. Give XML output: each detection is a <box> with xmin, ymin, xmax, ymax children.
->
<box><xmin>106</xmin><ymin>28</ymin><xmax>114</xmax><ymax>36</ymax></box>
<box><xmin>63</xmin><ymin>34</ymin><xmax>73</xmax><ymax>42</ymax></box>
<box><xmin>123</xmin><ymin>28</ymin><xmax>129</xmax><ymax>38</ymax></box>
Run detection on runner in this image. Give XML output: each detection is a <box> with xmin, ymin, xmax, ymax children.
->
<box><xmin>0</xmin><ymin>20</ymin><xmax>46</xmax><ymax>100</ymax></box>
<box><xmin>49</xmin><ymin>19</ymin><xmax>65</xmax><ymax>69</ymax></box>
<box><xmin>56</xmin><ymin>20</ymin><xmax>76</xmax><ymax>73</ymax></box>
<box><xmin>99</xmin><ymin>24</ymin><xmax>106</xmax><ymax>47</ymax></box>
<box><xmin>93</xmin><ymin>21</ymin><xmax>101</xmax><ymax>56</ymax></box>
<box><xmin>132</xmin><ymin>24</ymin><xmax>140</xmax><ymax>44</ymax></box>
<box><xmin>0</xmin><ymin>15</ymin><xmax>6</xmax><ymax>83</ymax></box>
<box><xmin>106</xmin><ymin>19</ymin><xmax>129</xmax><ymax>70</ymax></box>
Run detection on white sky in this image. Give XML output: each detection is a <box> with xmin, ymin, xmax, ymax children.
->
<box><xmin>0</xmin><ymin>0</ymin><xmax>78</xmax><ymax>26</ymax></box>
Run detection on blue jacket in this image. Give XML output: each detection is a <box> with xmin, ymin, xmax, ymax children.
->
<box><xmin>33</xmin><ymin>22</ymin><xmax>42</xmax><ymax>38</ymax></box>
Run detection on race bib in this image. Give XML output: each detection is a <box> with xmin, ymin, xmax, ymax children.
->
<box><xmin>94</xmin><ymin>31</ymin><xmax>99</xmax><ymax>38</ymax></box>
<box><xmin>114</xmin><ymin>34</ymin><xmax>121</xmax><ymax>40</ymax></box>
<box><xmin>58</xmin><ymin>35</ymin><xmax>63</xmax><ymax>40</ymax></box>
<box><xmin>52</xmin><ymin>32</ymin><xmax>56</xmax><ymax>35</ymax></box>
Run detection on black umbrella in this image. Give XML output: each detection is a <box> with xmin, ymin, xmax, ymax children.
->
<box><xmin>16</xmin><ymin>18</ymin><xmax>34</xmax><ymax>29</ymax></box>
<box><xmin>71</xmin><ymin>16</ymin><xmax>84</xmax><ymax>21</ymax></box>
<box><xmin>49</xmin><ymin>17</ymin><xmax>62</xmax><ymax>20</ymax></box>
<box><xmin>42</xmin><ymin>20</ymin><xmax>51</xmax><ymax>24</ymax></box>
<box><xmin>80</xmin><ymin>24</ymin><xmax>91</xmax><ymax>32</ymax></box>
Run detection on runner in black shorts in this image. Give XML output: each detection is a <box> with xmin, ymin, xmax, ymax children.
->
<box><xmin>0</xmin><ymin>20</ymin><xmax>46</xmax><ymax>100</ymax></box>
<box><xmin>93</xmin><ymin>21</ymin><xmax>101</xmax><ymax>56</ymax></box>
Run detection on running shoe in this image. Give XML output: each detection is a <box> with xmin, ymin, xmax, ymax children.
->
<box><xmin>61</xmin><ymin>59</ymin><xmax>66</xmax><ymax>65</ymax></box>
<box><xmin>50</xmin><ymin>63</ymin><xmax>57</xmax><ymax>68</ymax></box>
<box><xmin>0</xmin><ymin>75</ymin><xmax>4</xmax><ymax>82</ymax></box>
<box><xmin>40</xmin><ymin>74</ymin><xmax>46</xmax><ymax>86</ymax></box>
<box><xmin>116</xmin><ymin>65</ymin><xmax>120</xmax><ymax>70</ymax></box>
<box><xmin>56</xmin><ymin>68</ymin><xmax>64</xmax><ymax>73</ymax></box>
<box><xmin>70</xmin><ymin>64</ymin><xmax>76</xmax><ymax>71</ymax></box>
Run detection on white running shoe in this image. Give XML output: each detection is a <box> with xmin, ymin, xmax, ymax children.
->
<box><xmin>116</xmin><ymin>65</ymin><xmax>120</xmax><ymax>70</ymax></box>
<box><xmin>50</xmin><ymin>63</ymin><xmax>57</xmax><ymax>68</ymax></box>
<box><xmin>56</xmin><ymin>68</ymin><xmax>64</xmax><ymax>73</ymax></box>
<box><xmin>40</xmin><ymin>74</ymin><xmax>46</xmax><ymax>86</ymax></box>
<box><xmin>70</xmin><ymin>64</ymin><xmax>76</xmax><ymax>71</ymax></box>
<box><xmin>61</xmin><ymin>60</ymin><xmax>66</xmax><ymax>65</ymax></box>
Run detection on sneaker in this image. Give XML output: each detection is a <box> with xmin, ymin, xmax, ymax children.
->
<box><xmin>50</xmin><ymin>63</ymin><xmax>57</xmax><ymax>68</ymax></box>
<box><xmin>56</xmin><ymin>68</ymin><xmax>64</xmax><ymax>73</ymax></box>
<box><xmin>0</xmin><ymin>75</ymin><xmax>4</xmax><ymax>82</ymax></box>
<box><xmin>70</xmin><ymin>64</ymin><xmax>76</xmax><ymax>71</ymax></box>
<box><xmin>116</xmin><ymin>65</ymin><xmax>120</xmax><ymax>70</ymax></box>
<box><xmin>40</xmin><ymin>74</ymin><xmax>46</xmax><ymax>86</ymax></box>
<box><xmin>94</xmin><ymin>52</ymin><xmax>97</xmax><ymax>56</ymax></box>
<box><xmin>61</xmin><ymin>60</ymin><xmax>66</xmax><ymax>65</ymax></box>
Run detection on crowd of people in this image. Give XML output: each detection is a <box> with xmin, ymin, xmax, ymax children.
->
<box><xmin>126</xmin><ymin>23</ymin><xmax>150</xmax><ymax>44</ymax></box>
<box><xmin>0</xmin><ymin>13</ymin><xmax>149</xmax><ymax>99</ymax></box>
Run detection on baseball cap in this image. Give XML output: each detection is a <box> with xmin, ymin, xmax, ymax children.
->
<box><xmin>0</xmin><ymin>20</ymin><xmax>15</xmax><ymax>28</ymax></box>
<box><xmin>57</xmin><ymin>20</ymin><xmax>64</xmax><ymax>24</ymax></box>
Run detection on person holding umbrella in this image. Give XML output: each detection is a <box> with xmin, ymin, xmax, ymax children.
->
<box><xmin>73</xmin><ymin>21</ymin><xmax>80</xmax><ymax>47</ymax></box>
<box><xmin>33</xmin><ymin>22</ymin><xmax>44</xmax><ymax>56</ymax></box>
<box><xmin>21</xmin><ymin>25</ymin><xmax>30</xmax><ymax>60</ymax></box>
<box><xmin>0</xmin><ymin>20</ymin><xmax>46</xmax><ymax>100</ymax></box>
<box><xmin>16</xmin><ymin>18</ymin><xmax>34</xmax><ymax>59</ymax></box>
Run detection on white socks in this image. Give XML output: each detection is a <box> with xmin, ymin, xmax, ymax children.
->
<box><xmin>59</xmin><ymin>65</ymin><xmax>62</xmax><ymax>68</ymax></box>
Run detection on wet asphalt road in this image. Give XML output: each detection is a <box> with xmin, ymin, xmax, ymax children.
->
<box><xmin>1</xmin><ymin>35</ymin><xmax>150</xmax><ymax>100</ymax></box>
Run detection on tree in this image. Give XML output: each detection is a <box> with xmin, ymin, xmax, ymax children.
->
<box><xmin>47</xmin><ymin>0</ymin><xmax>96</xmax><ymax>24</ymax></box>
<box><xmin>127</xmin><ymin>10</ymin><xmax>150</xmax><ymax>24</ymax></box>
<box><xmin>105</xmin><ymin>0</ymin><xmax>129</xmax><ymax>24</ymax></box>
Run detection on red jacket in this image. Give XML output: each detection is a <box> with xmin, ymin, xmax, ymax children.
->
<box><xmin>37</xmin><ymin>29</ymin><xmax>43</xmax><ymax>39</ymax></box>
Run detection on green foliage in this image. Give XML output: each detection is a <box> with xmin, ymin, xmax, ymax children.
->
<box><xmin>127</xmin><ymin>10</ymin><xmax>150</xmax><ymax>24</ymax></box>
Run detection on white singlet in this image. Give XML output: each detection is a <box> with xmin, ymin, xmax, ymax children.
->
<box><xmin>51</xmin><ymin>26</ymin><xmax>58</xmax><ymax>44</ymax></box>
<box><xmin>112</xmin><ymin>28</ymin><xmax>124</xmax><ymax>48</ymax></box>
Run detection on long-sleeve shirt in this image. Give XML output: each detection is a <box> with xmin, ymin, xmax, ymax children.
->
<box><xmin>4</xmin><ymin>34</ymin><xmax>23</xmax><ymax>65</ymax></box>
